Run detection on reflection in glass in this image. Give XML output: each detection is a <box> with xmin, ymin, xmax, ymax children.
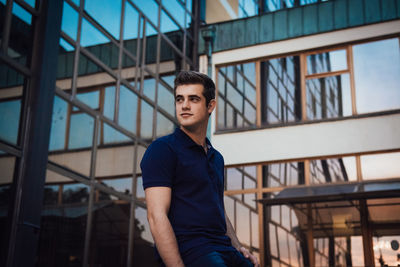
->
<box><xmin>118</xmin><ymin>85</ymin><xmax>138</xmax><ymax>135</ymax></box>
<box><xmin>157</xmin><ymin>82</ymin><xmax>175</xmax><ymax>116</ymax></box>
<box><xmin>123</xmin><ymin>2</ymin><xmax>140</xmax><ymax>41</ymax></box>
<box><xmin>262</xmin><ymin>161</ymin><xmax>304</xmax><ymax>187</ymax></box>
<box><xmin>43</xmin><ymin>185</ymin><xmax>59</xmax><ymax>205</ymax></box>
<box><xmin>96</xmin><ymin>125</ymin><xmax>134</xmax><ymax>178</ymax></box>
<box><xmin>136</xmin><ymin>176</ymin><xmax>145</xmax><ymax>198</ymax></box>
<box><xmin>100</xmin><ymin>178</ymin><xmax>132</xmax><ymax>195</ymax></box>
<box><xmin>81</xmin><ymin>19</ymin><xmax>120</xmax><ymax>69</ymax></box>
<box><xmin>261</xmin><ymin>56</ymin><xmax>301</xmax><ymax>125</ymax></box>
<box><xmin>9</xmin><ymin>2</ymin><xmax>33</xmax><ymax>66</ymax></box>
<box><xmin>306</xmin><ymin>74</ymin><xmax>351</xmax><ymax>120</ymax></box>
<box><xmin>351</xmin><ymin>236</ymin><xmax>364</xmax><ymax>266</ymax></box>
<box><xmin>68</xmin><ymin>111</ymin><xmax>94</xmax><ymax>149</ymax></box>
<box><xmin>132</xmin><ymin>206</ymin><xmax>158</xmax><ymax>266</ymax></box>
<box><xmin>88</xmin><ymin>191</ymin><xmax>129</xmax><ymax>266</ymax></box>
<box><xmin>103</xmin><ymin>85</ymin><xmax>115</xmax><ymax>120</ymax></box>
<box><xmin>143</xmin><ymin>75</ymin><xmax>156</xmax><ymax>101</ymax></box>
<box><xmin>161</xmin><ymin>8</ymin><xmax>181</xmax><ymax>33</ymax></box>
<box><xmin>226</xmin><ymin>166</ymin><xmax>257</xmax><ymax>191</ymax></box>
<box><xmin>224</xmin><ymin>194</ymin><xmax>259</xmax><ymax>257</ymax></box>
<box><xmin>353</xmin><ymin>38</ymin><xmax>400</xmax><ymax>114</ymax></box>
<box><xmin>61</xmin><ymin>2</ymin><xmax>78</xmax><ymax>41</ymax></box>
<box><xmin>37</xmin><ymin>172</ymin><xmax>88</xmax><ymax>266</ymax></box>
<box><xmin>0</xmin><ymin>98</ymin><xmax>22</xmax><ymax>145</ymax></box>
<box><xmin>238</xmin><ymin>0</ymin><xmax>258</xmax><ymax>18</ymax></box>
<box><xmin>48</xmin><ymin>105</ymin><xmax>93</xmax><ymax>176</ymax></box>
<box><xmin>218</xmin><ymin>63</ymin><xmax>257</xmax><ymax>130</ymax></box>
<box><xmin>57</xmin><ymin>37</ymin><xmax>75</xmax><ymax>85</ymax></box>
<box><xmin>0</xmin><ymin>151</ymin><xmax>15</xmax><ymax>253</ymax></box>
<box><xmin>266</xmin><ymin>203</ymin><xmax>303</xmax><ymax>267</ymax></box>
<box><xmin>131</xmin><ymin>0</ymin><xmax>159</xmax><ymax>27</ymax></box>
<box><xmin>76</xmin><ymin>90</ymin><xmax>100</xmax><ymax>110</ymax></box>
<box><xmin>373</xmin><ymin>235</ymin><xmax>400</xmax><ymax>266</ymax></box>
<box><xmin>310</xmin><ymin>157</ymin><xmax>356</xmax><ymax>184</ymax></box>
<box><xmin>307</xmin><ymin>49</ymin><xmax>347</xmax><ymax>75</ymax></box>
<box><xmin>84</xmin><ymin>0</ymin><xmax>122</xmax><ymax>40</ymax></box>
<box><xmin>361</xmin><ymin>152</ymin><xmax>400</xmax><ymax>180</ymax></box>
<box><xmin>140</xmin><ymin>100</ymin><xmax>154</xmax><ymax>139</ymax></box>
<box><xmin>49</xmin><ymin>96</ymin><xmax>68</xmax><ymax>151</ymax></box>
<box><xmin>156</xmin><ymin>112</ymin><xmax>174</xmax><ymax>137</ymax></box>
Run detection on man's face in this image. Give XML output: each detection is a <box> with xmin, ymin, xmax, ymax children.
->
<box><xmin>175</xmin><ymin>84</ymin><xmax>215</xmax><ymax>131</ymax></box>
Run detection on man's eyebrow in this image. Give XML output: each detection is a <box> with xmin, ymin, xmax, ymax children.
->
<box><xmin>175</xmin><ymin>94</ymin><xmax>201</xmax><ymax>98</ymax></box>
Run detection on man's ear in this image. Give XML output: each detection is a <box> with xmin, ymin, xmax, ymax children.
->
<box><xmin>207</xmin><ymin>99</ymin><xmax>216</xmax><ymax>114</ymax></box>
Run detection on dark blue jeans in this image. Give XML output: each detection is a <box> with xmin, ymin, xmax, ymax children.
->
<box><xmin>186</xmin><ymin>250</ymin><xmax>254</xmax><ymax>267</ymax></box>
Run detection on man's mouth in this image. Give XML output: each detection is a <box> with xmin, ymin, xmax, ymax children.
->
<box><xmin>180</xmin><ymin>113</ymin><xmax>192</xmax><ymax>117</ymax></box>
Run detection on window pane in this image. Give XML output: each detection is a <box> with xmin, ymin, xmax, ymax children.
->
<box><xmin>81</xmin><ymin>19</ymin><xmax>119</xmax><ymax>69</ymax></box>
<box><xmin>306</xmin><ymin>74</ymin><xmax>351</xmax><ymax>120</ymax></box>
<box><xmin>157</xmin><ymin>82</ymin><xmax>175</xmax><ymax>116</ymax></box>
<box><xmin>96</xmin><ymin>124</ymin><xmax>134</xmax><ymax>178</ymax></box>
<box><xmin>68</xmin><ymin>112</ymin><xmax>95</xmax><ymax>149</ymax></box>
<box><xmin>49</xmin><ymin>96</ymin><xmax>68</xmax><ymax>151</ymax></box>
<box><xmin>37</xmin><ymin>170</ymin><xmax>89</xmax><ymax>266</ymax></box>
<box><xmin>118</xmin><ymin>85</ymin><xmax>138</xmax><ymax>134</ymax></box>
<box><xmin>162</xmin><ymin>0</ymin><xmax>185</xmax><ymax>28</ymax></box>
<box><xmin>140</xmin><ymin>100</ymin><xmax>154</xmax><ymax>139</ymax></box>
<box><xmin>9</xmin><ymin>2</ymin><xmax>33</xmax><ymax>66</ymax></box>
<box><xmin>361</xmin><ymin>152</ymin><xmax>400</xmax><ymax>180</ymax></box>
<box><xmin>353</xmin><ymin>38</ymin><xmax>400</xmax><ymax>114</ymax></box>
<box><xmin>88</xmin><ymin>191</ymin><xmax>129</xmax><ymax>266</ymax></box>
<box><xmin>132</xmin><ymin>206</ymin><xmax>158</xmax><ymax>266</ymax></box>
<box><xmin>217</xmin><ymin>63</ymin><xmax>257</xmax><ymax>130</ymax></box>
<box><xmin>0</xmin><ymin>64</ymin><xmax>24</xmax><ymax>145</ymax></box>
<box><xmin>310</xmin><ymin>156</ymin><xmax>357</xmax><ymax>184</ymax></box>
<box><xmin>84</xmin><ymin>0</ymin><xmax>121</xmax><ymax>40</ymax></box>
<box><xmin>57</xmin><ymin>37</ymin><xmax>75</xmax><ymax>88</ymax></box>
<box><xmin>307</xmin><ymin>49</ymin><xmax>347</xmax><ymax>75</ymax></box>
<box><xmin>61</xmin><ymin>2</ymin><xmax>79</xmax><ymax>41</ymax></box>
<box><xmin>372</xmin><ymin>235</ymin><xmax>400</xmax><ymax>267</ymax></box>
<box><xmin>262</xmin><ymin>56</ymin><xmax>301</xmax><ymax>125</ymax></box>
<box><xmin>262</xmin><ymin>162</ymin><xmax>304</xmax><ymax>187</ymax></box>
<box><xmin>0</xmin><ymin>151</ymin><xmax>15</xmax><ymax>253</ymax></box>
<box><xmin>156</xmin><ymin>112</ymin><xmax>174</xmax><ymax>137</ymax></box>
<box><xmin>131</xmin><ymin>0</ymin><xmax>159</xmax><ymax>27</ymax></box>
<box><xmin>76</xmin><ymin>90</ymin><xmax>100</xmax><ymax>109</ymax></box>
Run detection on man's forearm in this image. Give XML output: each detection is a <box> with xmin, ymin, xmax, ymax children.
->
<box><xmin>148</xmin><ymin>214</ymin><xmax>184</xmax><ymax>267</ymax></box>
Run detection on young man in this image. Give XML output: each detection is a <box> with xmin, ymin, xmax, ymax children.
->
<box><xmin>140</xmin><ymin>71</ymin><xmax>259</xmax><ymax>267</ymax></box>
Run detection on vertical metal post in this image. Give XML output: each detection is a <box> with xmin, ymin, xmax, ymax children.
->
<box><xmin>360</xmin><ymin>199</ymin><xmax>375</xmax><ymax>267</ymax></box>
<box><xmin>4</xmin><ymin>0</ymin><xmax>63</xmax><ymax>266</ymax></box>
<box><xmin>306</xmin><ymin>203</ymin><xmax>315</xmax><ymax>267</ymax></box>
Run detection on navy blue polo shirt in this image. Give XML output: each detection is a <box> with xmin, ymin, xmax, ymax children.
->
<box><xmin>140</xmin><ymin>128</ymin><xmax>235</xmax><ymax>264</ymax></box>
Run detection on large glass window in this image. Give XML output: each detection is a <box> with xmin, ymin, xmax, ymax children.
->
<box><xmin>216</xmin><ymin>37</ymin><xmax>400</xmax><ymax>132</ymax></box>
<box><xmin>218</xmin><ymin>63</ymin><xmax>257</xmax><ymax>130</ymax></box>
<box><xmin>0</xmin><ymin>65</ymin><xmax>25</xmax><ymax>146</ymax></box>
<box><xmin>261</xmin><ymin>56</ymin><xmax>301</xmax><ymax>125</ymax></box>
<box><xmin>353</xmin><ymin>38</ymin><xmax>400</xmax><ymax>114</ymax></box>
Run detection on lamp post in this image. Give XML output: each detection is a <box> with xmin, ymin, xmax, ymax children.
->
<box><xmin>201</xmin><ymin>25</ymin><xmax>216</xmax><ymax>77</ymax></box>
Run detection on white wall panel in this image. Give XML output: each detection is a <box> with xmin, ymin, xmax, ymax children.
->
<box><xmin>211</xmin><ymin>113</ymin><xmax>400</xmax><ymax>166</ymax></box>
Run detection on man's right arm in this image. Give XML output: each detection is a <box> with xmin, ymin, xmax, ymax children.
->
<box><xmin>145</xmin><ymin>186</ymin><xmax>184</xmax><ymax>267</ymax></box>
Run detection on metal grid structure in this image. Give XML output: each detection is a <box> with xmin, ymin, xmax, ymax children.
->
<box><xmin>0</xmin><ymin>0</ymin><xmax>200</xmax><ymax>266</ymax></box>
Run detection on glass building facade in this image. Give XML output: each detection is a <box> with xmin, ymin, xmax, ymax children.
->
<box><xmin>1</xmin><ymin>0</ymin><xmax>400</xmax><ymax>267</ymax></box>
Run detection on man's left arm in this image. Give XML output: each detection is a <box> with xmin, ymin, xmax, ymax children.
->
<box><xmin>225</xmin><ymin>210</ymin><xmax>260</xmax><ymax>267</ymax></box>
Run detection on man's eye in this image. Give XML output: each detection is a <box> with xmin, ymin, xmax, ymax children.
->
<box><xmin>191</xmin><ymin>97</ymin><xmax>200</xmax><ymax>102</ymax></box>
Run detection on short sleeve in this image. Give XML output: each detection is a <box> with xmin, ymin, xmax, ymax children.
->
<box><xmin>140</xmin><ymin>139</ymin><xmax>176</xmax><ymax>190</ymax></box>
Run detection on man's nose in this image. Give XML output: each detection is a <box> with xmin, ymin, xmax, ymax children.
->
<box><xmin>182</xmin><ymin>98</ymin><xmax>190</xmax><ymax>109</ymax></box>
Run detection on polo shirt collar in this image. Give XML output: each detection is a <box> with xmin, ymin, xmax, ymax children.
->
<box><xmin>174</xmin><ymin>127</ymin><xmax>214</xmax><ymax>151</ymax></box>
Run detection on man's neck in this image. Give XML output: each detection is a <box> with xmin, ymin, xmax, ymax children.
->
<box><xmin>180</xmin><ymin>124</ymin><xmax>207</xmax><ymax>147</ymax></box>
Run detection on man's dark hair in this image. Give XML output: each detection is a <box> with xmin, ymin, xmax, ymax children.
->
<box><xmin>174</xmin><ymin>71</ymin><xmax>216</xmax><ymax>107</ymax></box>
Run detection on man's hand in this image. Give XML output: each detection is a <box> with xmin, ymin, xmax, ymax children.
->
<box><xmin>239</xmin><ymin>246</ymin><xmax>259</xmax><ymax>267</ymax></box>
